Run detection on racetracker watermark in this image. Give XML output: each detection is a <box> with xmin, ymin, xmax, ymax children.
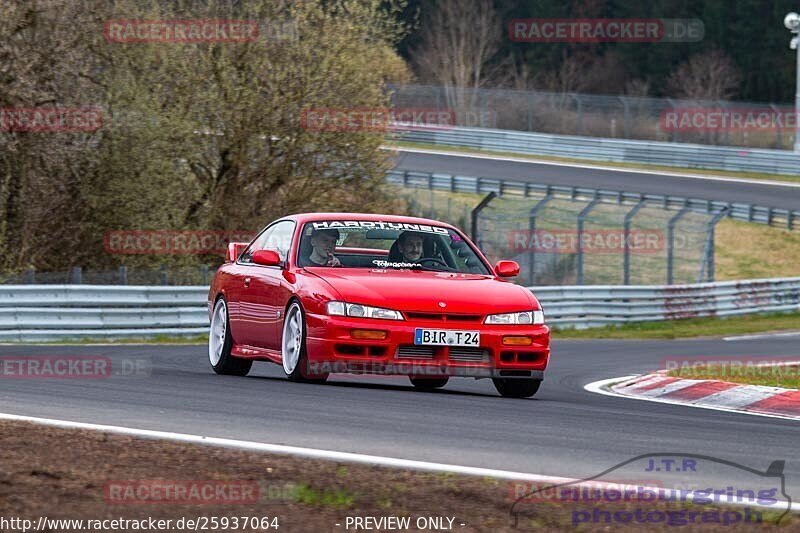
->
<box><xmin>507</xmin><ymin>229</ymin><xmax>667</xmax><ymax>254</ymax></box>
<box><xmin>104</xmin><ymin>20</ymin><xmax>259</xmax><ymax>43</ymax></box>
<box><xmin>104</xmin><ymin>480</ymin><xmax>259</xmax><ymax>505</ymax></box>
<box><xmin>0</xmin><ymin>107</ymin><xmax>102</xmax><ymax>132</ymax></box>
<box><xmin>0</xmin><ymin>356</ymin><xmax>150</xmax><ymax>379</ymax></box>
<box><xmin>660</xmin><ymin>356</ymin><xmax>800</xmax><ymax>379</ymax></box>
<box><xmin>300</xmin><ymin>108</ymin><xmax>456</xmax><ymax>132</ymax></box>
<box><xmin>104</xmin><ymin>230</ymin><xmax>254</xmax><ymax>255</ymax></box>
<box><xmin>508</xmin><ymin>19</ymin><xmax>703</xmax><ymax>43</ymax></box>
<box><xmin>303</xmin><ymin>361</ymin><xmax>546</xmax><ymax>379</ymax></box>
<box><xmin>662</xmin><ymin>108</ymin><xmax>800</xmax><ymax>132</ymax></box>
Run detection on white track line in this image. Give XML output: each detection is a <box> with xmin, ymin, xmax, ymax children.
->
<box><xmin>0</xmin><ymin>411</ymin><xmax>572</xmax><ymax>482</ymax></box>
<box><xmin>0</xmin><ymin>411</ymin><xmax>788</xmax><ymax>513</ymax></box>
<box><xmin>386</xmin><ymin>146</ymin><xmax>800</xmax><ymax>189</ymax></box>
<box><xmin>585</xmin><ymin>376</ymin><xmax>800</xmax><ymax>422</ymax></box>
<box><xmin>724</xmin><ymin>331</ymin><xmax>800</xmax><ymax>342</ymax></box>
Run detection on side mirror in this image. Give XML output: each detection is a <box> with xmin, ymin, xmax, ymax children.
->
<box><xmin>252</xmin><ymin>249</ymin><xmax>282</xmax><ymax>267</ymax></box>
<box><xmin>495</xmin><ymin>260</ymin><xmax>520</xmax><ymax>278</ymax></box>
<box><xmin>227</xmin><ymin>242</ymin><xmax>249</xmax><ymax>263</ymax></box>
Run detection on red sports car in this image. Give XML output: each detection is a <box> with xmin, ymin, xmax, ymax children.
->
<box><xmin>207</xmin><ymin>213</ymin><xmax>550</xmax><ymax>398</ymax></box>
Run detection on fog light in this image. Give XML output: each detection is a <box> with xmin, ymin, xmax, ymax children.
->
<box><xmin>503</xmin><ymin>336</ymin><xmax>532</xmax><ymax>346</ymax></box>
<box><xmin>351</xmin><ymin>329</ymin><xmax>387</xmax><ymax>340</ymax></box>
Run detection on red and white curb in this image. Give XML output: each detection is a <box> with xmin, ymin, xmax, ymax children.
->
<box><xmin>586</xmin><ymin>372</ymin><xmax>800</xmax><ymax>421</ymax></box>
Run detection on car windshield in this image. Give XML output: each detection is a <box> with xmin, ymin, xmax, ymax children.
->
<box><xmin>297</xmin><ymin>220</ymin><xmax>491</xmax><ymax>274</ymax></box>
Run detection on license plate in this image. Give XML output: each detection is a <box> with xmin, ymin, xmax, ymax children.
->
<box><xmin>414</xmin><ymin>328</ymin><xmax>480</xmax><ymax>347</ymax></box>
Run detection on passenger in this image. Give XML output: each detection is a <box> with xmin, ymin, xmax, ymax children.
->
<box><xmin>305</xmin><ymin>228</ymin><xmax>342</xmax><ymax>267</ymax></box>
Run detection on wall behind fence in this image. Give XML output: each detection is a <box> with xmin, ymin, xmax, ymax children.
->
<box><xmin>1</xmin><ymin>279</ymin><xmax>797</xmax><ymax>340</ymax></box>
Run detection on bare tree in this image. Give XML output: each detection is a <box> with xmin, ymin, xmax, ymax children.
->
<box><xmin>536</xmin><ymin>53</ymin><xmax>591</xmax><ymax>95</ymax></box>
<box><xmin>666</xmin><ymin>49</ymin><xmax>741</xmax><ymax>101</ymax></box>
<box><xmin>625</xmin><ymin>79</ymin><xmax>651</xmax><ymax>98</ymax></box>
<box><xmin>411</xmin><ymin>0</ymin><xmax>503</xmax><ymax>123</ymax></box>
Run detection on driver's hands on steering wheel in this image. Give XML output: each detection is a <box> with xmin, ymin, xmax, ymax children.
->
<box><xmin>417</xmin><ymin>257</ymin><xmax>454</xmax><ymax>270</ymax></box>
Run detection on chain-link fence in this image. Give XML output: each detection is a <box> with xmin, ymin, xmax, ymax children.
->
<box><xmin>394</xmin><ymin>181</ymin><xmax>720</xmax><ymax>286</ymax></box>
<box><xmin>391</xmin><ymin>84</ymin><xmax>797</xmax><ymax>150</ymax></box>
<box><xmin>474</xmin><ymin>195</ymin><xmax>715</xmax><ymax>286</ymax></box>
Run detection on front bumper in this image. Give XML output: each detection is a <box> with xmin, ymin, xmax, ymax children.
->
<box><xmin>304</xmin><ymin>312</ymin><xmax>550</xmax><ymax>379</ymax></box>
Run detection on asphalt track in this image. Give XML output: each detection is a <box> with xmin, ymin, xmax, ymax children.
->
<box><xmin>392</xmin><ymin>150</ymin><xmax>800</xmax><ymax>211</ymax></box>
<box><xmin>2</xmin><ymin>338</ymin><xmax>799</xmax><ymax>496</ymax></box>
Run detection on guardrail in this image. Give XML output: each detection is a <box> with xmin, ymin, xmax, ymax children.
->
<box><xmin>0</xmin><ymin>286</ymin><xmax>209</xmax><ymax>341</ymax></box>
<box><xmin>537</xmin><ymin>277</ymin><xmax>800</xmax><ymax>329</ymax></box>
<box><xmin>385</xmin><ymin>169</ymin><xmax>800</xmax><ymax>231</ymax></box>
<box><xmin>2</xmin><ymin>279</ymin><xmax>798</xmax><ymax>340</ymax></box>
<box><xmin>392</xmin><ymin>123</ymin><xmax>800</xmax><ymax>178</ymax></box>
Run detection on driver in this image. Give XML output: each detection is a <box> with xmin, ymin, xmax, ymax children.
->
<box><xmin>306</xmin><ymin>228</ymin><xmax>342</xmax><ymax>267</ymax></box>
<box><xmin>396</xmin><ymin>231</ymin><xmax>424</xmax><ymax>263</ymax></box>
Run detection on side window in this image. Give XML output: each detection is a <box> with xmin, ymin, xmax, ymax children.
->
<box><xmin>240</xmin><ymin>221</ymin><xmax>295</xmax><ymax>263</ymax></box>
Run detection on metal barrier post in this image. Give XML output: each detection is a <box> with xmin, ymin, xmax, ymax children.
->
<box><xmin>619</xmin><ymin>96</ymin><xmax>631</xmax><ymax>138</ymax></box>
<box><xmin>527</xmin><ymin>92</ymin><xmax>534</xmax><ymax>131</ymax></box>
<box><xmin>667</xmin><ymin>207</ymin><xmax>692</xmax><ymax>284</ymax></box>
<box><xmin>69</xmin><ymin>267</ymin><xmax>82</xmax><ymax>285</ymax></box>
<box><xmin>118</xmin><ymin>266</ymin><xmax>127</xmax><ymax>285</ymax></box>
<box><xmin>719</xmin><ymin>100</ymin><xmax>729</xmax><ymax>145</ymax></box>
<box><xmin>480</xmin><ymin>89</ymin><xmax>488</xmax><ymax>128</ymax></box>
<box><xmin>470</xmin><ymin>192</ymin><xmax>497</xmax><ymax>245</ymax></box>
<box><xmin>577</xmin><ymin>198</ymin><xmax>601</xmax><ymax>285</ymax></box>
<box><xmin>527</xmin><ymin>193</ymin><xmax>555</xmax><ymax>285</ymax></box>
<box><xmin>771</xmin><ymin>104</ymin><xmax>783</xmax><ymax>148</ymax></box>
<box><xmin>573</xmin><ymin>94</ymin><xmax>583</xmax><ymax>135</ymax></box>
<box><xmin>623</xmin><ymin>199</ymin><xmax>647</xmax><ymax>285</ymax></box>
<box><xmin>697</xmin><ymin>208</ymin><xmax>729</xmax><ymax>282</ymax></box>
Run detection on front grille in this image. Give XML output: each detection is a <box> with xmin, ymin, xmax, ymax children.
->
<box><xmin>448</xmin><ymin>347</ymin><xmax>489</xmax><ymax>362</ymax></box>
<box><xmin>404</xmin><ymin>312</ymin><xmax>482</xmax><ymax>322</ymax></box>
<box><xmin>396</xmin><ymin>345</ymin><xmax>436</xmax><ymax>359</ymax></box>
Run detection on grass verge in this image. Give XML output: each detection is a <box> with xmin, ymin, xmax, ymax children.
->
<box><xmin>553</xmin><ymin>311</ymin><xmax>800</xmax><ymax>340</ymax></box>
<box><xmin>715</xmin><ymin>219</ymin><xmax>800</xmax><ymax>280</ymax></box>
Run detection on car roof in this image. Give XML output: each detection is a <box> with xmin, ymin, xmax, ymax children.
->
<box><xmin>282</xmin><ymin>212</ymin><xmax>458</xmax><ymax>230</ymax></box>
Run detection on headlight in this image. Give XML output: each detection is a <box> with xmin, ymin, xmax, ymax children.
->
<box><xmin>485</xmin><ymin>310</ymin><xmax>544</xmax><ymax>325</ymax></box>
<box><xmin>326</xmin><ymin>301</ymin><xmax>403</xmax><ymax>320</ymax></box>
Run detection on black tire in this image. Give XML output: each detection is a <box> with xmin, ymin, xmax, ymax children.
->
<box><xmin>282</xmin><ymin>301</ymin><xmax>328</xmax><ymax>384</ymax></box>
<box><xmin>409</xmin><ymin>377</ymin><xmax>449</xmax><ymax>390</ymax></box>
<box><xmin>492</xmin><ymin>378</ymin><xmax>541</xmax><ymax>398</ymax></box>
<box><xmin>209</xmin><ymin>297</ymin><xmax>252</xmax><ymax>376</ymax></box>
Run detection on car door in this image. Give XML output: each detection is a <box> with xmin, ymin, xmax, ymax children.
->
<box><xmin>236</xmin><ymin>220</ymin><xmax>296</xmax><ymax>350</ymax></box>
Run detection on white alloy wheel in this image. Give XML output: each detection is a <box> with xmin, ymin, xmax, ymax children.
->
<box><xmin>282</xmin><ymin>303</ymin><xmax>304</xmax><ymax>375</ymax></box>
<box><xmin>209</xmin><ymin>299</ymin><xmax>227</xmax><ymax>366</ymax></box>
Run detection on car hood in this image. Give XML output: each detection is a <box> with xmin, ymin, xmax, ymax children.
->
<box><xmin>308</xmin><ymin>268</ymin><xmax>538</xmax><ymax>314</ymax></box>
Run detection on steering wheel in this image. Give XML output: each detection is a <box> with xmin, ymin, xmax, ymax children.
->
<box><xmin>418</xmin><ymin>257</ymin><xmax>454</xmax><ymax>270</ymax></box>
